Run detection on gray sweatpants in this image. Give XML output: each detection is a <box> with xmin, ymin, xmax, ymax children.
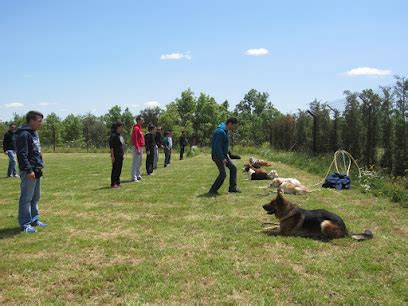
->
<box><xmin>131</xmin><ymin>146</ymin><xmax>143</xmax><ymax>180</ymax></box>
<box><xmin>153</xmin><ymin>145</ymin><xmax>159</xmax><ymax>169</ymax></box>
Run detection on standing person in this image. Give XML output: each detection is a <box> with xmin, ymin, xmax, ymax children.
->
<box><xmin>15</xmin><ymin>111</ymin><xmax>47</xmax><ymax>233</ymax></box>
<box><xmin>153</xmin><ymin>127</ymin><xmax>162</xmax><ymax>169</ymax></box>
<box><xmin>131</xmin><ymin>115</ymin><xmax>145</xmax><ymax>182</ymax></box>
<box><xmin>179</xmin><ymin>130</ymin><xmax>188</xmax><ymax>160</ymax></box>
<box><xmin>168</xmin><ymin>130</ymin><xmax>173</xmax><ymax>165</ymax></box>
<box><xmin>144</xmin><ymin>123</ymin><xmax>155</xmax><ymax>176</ymax></box>
<box><xmin>208</xmin><ymin>118</ymin><xmax>240</xmax><ymax>195</ymax></box>
<box><xmin>3</xmin><ymin>122</ymin><xmax>18</xmax><ymax>178</ymax></box>
<box><xmin>109</xmin><ymin>121</ymin><xmax>125</xmax><ymax>188</ymax></box>
<box><xmin>163</xmin><ymin>131</ymin><xmax>172</xmax><ymax>168</ymax></box>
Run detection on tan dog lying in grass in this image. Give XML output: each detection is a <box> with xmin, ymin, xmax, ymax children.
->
<box><xmin>269</xmin><ymin>177</ymin><xmax>307</xmax><ymax>195</ymax></box>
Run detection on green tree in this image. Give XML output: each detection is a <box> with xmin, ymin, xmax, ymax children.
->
<box><xmin>379</xmin><ymin>87</ymin><xmax>394</xmax><ymax>171</ymax></box>
<box><xmin>359</xmin><ymin>89</ymin><xmax>381</xmax><ymax>167</ymax></box>
<box><xmin>342</xmin><ymin>91</ymin><xmax>362</xmax><ymax>159</ymax></box>
<box><xmin>121</xmin><ymin>107</ymin><xmax>135</xmax><ymax>145</ymax></box>
<box><xmin>193</xmin><ymin>93</ymin><xmax>221</xmax><ymax>146</ymax></box>
<box><xmin>158</xmin><ymin>102</ymin><xmax>180</xmax><ymax>132</ymax></box>
<box><xmin>40</xmin><ymin>113</ymin><xmax>62</xmax><ymax>150</ymax></box>
<box><xmin>175</xmin><ymin>89</ymin><xmax>196</xmax><ymax>126</ymax></box>
<box><xmin>62</xmin><ymin>114</ymin><xmax>84</xmax><ymax>146</ymax></box>
<box><xmin>82</xmin><ymin>113</ymin><xmax>107</xmax><ymax>149</ymax></box>
<box><xmin>140</xmin><ymin>106</ymin><xmax>162</xmax><ymax>127</ymax></box>
<box><xmin>235</xmin><ymin>89</ymin><xmax>280</xmax><ymax>145</ymax></box>
<box><xmin>294</xmin><ymin>110</ymin><xmax>312</xmax><ymax>151</ymax></box>
<box><xmin>393</xmin><ymin>76</ymin><xmax>408</xmax><ymax>176</ymax></box>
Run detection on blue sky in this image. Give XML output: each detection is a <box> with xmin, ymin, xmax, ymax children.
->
<box><xmin>1</xmin><ymin>0</ymin><xmax>407</xmax><ymax>120</ymax></box>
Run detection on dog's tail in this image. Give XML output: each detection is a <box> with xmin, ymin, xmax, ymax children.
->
<box><xmin>350</xmin><ymin>229</ymin><xmax>373</xmax><ymax>241</ymax></box>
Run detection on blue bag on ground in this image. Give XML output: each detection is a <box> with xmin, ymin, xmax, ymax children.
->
<box><xmin>322</xmin><ymin>173</ymin><xmax>351</xmax><ymax>190</ymax></box>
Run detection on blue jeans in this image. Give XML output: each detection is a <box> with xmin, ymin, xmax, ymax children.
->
<box><xmin>6</xmin><ymin>150</ymin><xmax>17</xmax><ymax>177</ymax></box>
<box><xmin>18</xmin><ymin>171</ymin><xmax>41</xmax><ymax>228</ymax></box>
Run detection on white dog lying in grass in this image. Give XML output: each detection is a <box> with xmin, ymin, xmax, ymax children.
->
<box><xmin>267</xmin><ymin>170</ymin><xmax>307</xmax><ymax>195</ymax></box>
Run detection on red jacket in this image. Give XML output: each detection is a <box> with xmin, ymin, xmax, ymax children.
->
<box><xmin>131</xmin><ymin>124</ymin><xmax>145</xmax><ymax>149</ymax></box>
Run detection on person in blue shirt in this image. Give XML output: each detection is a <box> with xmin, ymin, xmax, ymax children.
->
<box><xmin>209</xmin><ymin>117</ymin><xmax>240</xmax><ymax>195</ymax></box>
<box><xmin>15</xmin><ymin>111</ymin><xmax>47</xmax><ymax>233</ymax></box>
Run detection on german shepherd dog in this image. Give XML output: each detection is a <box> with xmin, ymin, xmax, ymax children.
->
<box><xmin>262</xmin><ymin>192</ymin><xmax>373</xmax><ymax>241</ymax></box>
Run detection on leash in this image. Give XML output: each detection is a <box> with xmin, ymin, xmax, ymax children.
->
<box><xmin>307</xmin><ymin>150</ymin><xmax>362</xmax><ymax>189</ymax></box>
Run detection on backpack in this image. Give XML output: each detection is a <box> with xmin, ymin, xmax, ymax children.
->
<box><xmin>322</xmin><ymin>172</ymin><xmax>351</xmax><ymax>190</ymax></box>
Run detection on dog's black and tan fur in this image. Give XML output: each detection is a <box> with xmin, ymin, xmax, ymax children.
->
<box><xmin>243</xmin><ymin>164</ymin><xmax>271</xmax><ymax>180</ymax></box>
<box><xmin>262</xmin><ymin>192</ymin><xmax>373</xmax><ymax>240</ymax></box>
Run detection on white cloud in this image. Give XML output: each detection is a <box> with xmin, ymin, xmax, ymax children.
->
<box><xmin>38</xmin><ymin>102</ymin><xmax>58</xmax><ymax>106</ymax></box>
<box><xmin>345</xmin><ymin>67</ymin><xmax>392</xmax><ymax>77</ymax></box>
<box><xmin>245</xmin><ymin>48</ymin><xmax>269</xmax><ymax>56</ymax></box>
<box><xmin>144</xmin><ymin>101</ymin><xmax>160</xmax><ymax>109</ymax></box>
<box><xmin>4</xmin><ymin>102</ymin><xmax>24</xmax><ymax>108</ymax></box>
<box><xmin>160</xmin><ymin>52</ymin><xmax>191</xmax><ymax>61</ymax></box>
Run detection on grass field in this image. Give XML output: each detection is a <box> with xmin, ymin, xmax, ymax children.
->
<box><xmin>0</xmin><ymin>152</ymin><xmax>407</xmax><ymax>304</ymax></box>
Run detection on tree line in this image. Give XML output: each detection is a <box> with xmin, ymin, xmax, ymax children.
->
<box><xmin>1</xmin><ymin>76</ymin><xmax>407</xmax><ymax>176</ymax></box>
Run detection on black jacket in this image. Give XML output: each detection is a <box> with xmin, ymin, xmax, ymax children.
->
<box><xmin>3</xmin><ymin>130</ymin><xmax>16</xmax><ymax>152</ymax></box>
<box><xmin>154</xmin><ymin>132</ymin><xmax>162</xmax><ymax>146</ymax></box>
<box><xmin>109</xmin><ymin>132</ymin><xmax>125</xmax><ymax>158</ymax></box>
<box><xmin>179</xmin><ymin>135</ymin><xmax>188</xmax><ymax>147</ymax></box>
<box><xmin>15</xmin><ymin>125</ymin><xmax>44</xmax><ymax>173</ymax></box>
<box><xmin>145</xmin><ymin>132</ymin><xmax>155</xmax><ymax>152</ymax></box>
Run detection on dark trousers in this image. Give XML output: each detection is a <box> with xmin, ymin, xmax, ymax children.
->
<box><xmin>111</xmin><ymin>156</ymin><xmax>123</xmax><ymax>186</ymax></box>
<box><xmin>209</xmin><ymin>154</ymin><xmax>237</xmax><ymax>193</ymax></box>
<box><xmin>164</xmin><ymin>148</ymin><xmax>171</xmax><ymax>167</ymax></box>
<box><xmin>180</xmin><ymin>145</ymin><xmax>185</xmax><ymax>160</ymax></box>
<box><xmin>146</xmin><ymin>151</ymin><xmax>154</xmax><ymax>174</ymax></box>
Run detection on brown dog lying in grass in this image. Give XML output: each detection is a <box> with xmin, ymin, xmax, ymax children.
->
<box><xmin>249</xmin><ymin>157</ymin><xmax>272</xmax><ymax>168</ymax></box>
<box><xmin>262</xmin><ymin>191</ymin><xmax>373</xmax><ymax>241</ymax></box>
<box><xmin>243</xmin><ymin>164</ymin><xmax>272</xmax><ymax>180</ymax></box>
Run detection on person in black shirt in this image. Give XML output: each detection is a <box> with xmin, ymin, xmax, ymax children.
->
<box><xmin>109</xmin><ymin>121</ymin><xmax>125</xmax><ymax>188</ymax></box>
<box><xmin>3</xmin><ymin>122</ymin><xmax>18</xmax><ymax>177</ymax></box>
<box><xmin>179</xmin><ymin>130</ymin><xmax>188</xmax><ymax>160</ymax></box>
<box><xmin>153</xmin><ymin>127</ymin><xmax>162</xmax><ymax>169</ymax></box>
<box><xmin>145</xmin><ymin>123</ymin><xmax>155</xmax><ymax>176</ymax></box>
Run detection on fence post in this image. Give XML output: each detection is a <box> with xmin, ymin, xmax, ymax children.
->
<box><xmin>307</xmin><ymin>110</ymin><xmax>317</xmax><ymax>156</ymax></box>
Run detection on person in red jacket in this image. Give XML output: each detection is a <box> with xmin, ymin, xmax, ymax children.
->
<box><xmin>131</xmin><ymin>115</ymin><xmax>145</xmax><ymax>182</ymax></box>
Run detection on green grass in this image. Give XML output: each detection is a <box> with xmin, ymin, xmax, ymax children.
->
<box><xmin>0</xmin><ymin>152</ymin><xmax>407</xmax><ymax>304</ymax></box>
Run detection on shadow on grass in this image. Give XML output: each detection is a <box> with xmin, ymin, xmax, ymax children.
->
<box><xmin>95</xmin><ymin>179</ymin><xmax>136</xmax><ymax>190</ymax></box>
<box><xmin>120</xmin><ymin>179</ymin><xmax>135</xmax><ymax>184</ymax></box>
<box><xmin>0</xmin><ymin>227</ymin><xmax>21</xmax><ymax>240</ymax></box>
<box><xmin>261</xmin><ymin>227</ymin><xmax>331</xmax><ymax>242</ymax></box>
<box><xmin>197</xmin><ymin>192</ymin><xmax>221</xmax><ymax>198</ymax></box>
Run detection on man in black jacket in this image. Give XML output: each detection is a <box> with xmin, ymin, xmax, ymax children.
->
<box><xmin>179</xmin><ymin>130</ymin><xmax>188</xmax><ymax>160</ymax></box>
<box><xmin>145</xmin><ymin>123</ymin><xmax>156</xmax><ymax>175</ymax></box>
<box><xmin>109</xmin><ymin>121</ymin><xmax>125</xmax><ymax>188</ymax></box>
<box><xmin>153</xmin><ymin>127</ymin><xmax>162</xmax><ymax>169</ymax></box>
<box><xmin>3</xmin><ymin>122</ymin><xmax>18</xmax><ymax>177</ymax></box>
<box><xmin>16</xmin><ymin>111</ymin><xmax>47</xmax><ymax>233</ymax></box>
